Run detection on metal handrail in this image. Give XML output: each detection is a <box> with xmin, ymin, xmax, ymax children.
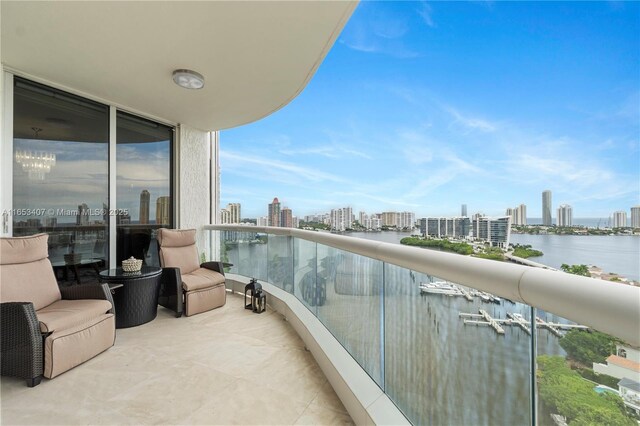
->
<box><xmin>206</xmin><ymin>224</ymin><xmax>640</xmax><ymax>346</ymax></box>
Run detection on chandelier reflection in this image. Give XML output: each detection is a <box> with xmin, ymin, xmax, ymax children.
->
<box><xmin>15</xmin><ymin>127</ymin><xmax>57</xmax><ymax>180</ymax></box>
<box><xmin>16</xmin><ymin>150</ymin><xmax>56</xmax><ymax>180</ymax></box>
<box><xmin>15</xmin><ymin>150</ymin><xmax>56</xmax><ymax>180</ymax></box>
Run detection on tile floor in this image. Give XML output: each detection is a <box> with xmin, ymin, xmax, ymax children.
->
<box><xmin>0</xmin><ymin>294</ymin><xmax>353</xmax><ymax>425</ymax></box>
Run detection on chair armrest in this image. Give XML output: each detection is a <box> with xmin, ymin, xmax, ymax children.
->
<box><xmin>61</xmin><ymin>283</ymin><xmax>114</xmax><ymax>314</ymax></box>
<box><xmin>201</xmin><ymin>261</ymin><xmax>225</xmax><ymax>276</ymax></box>
<box><xmin>0</xmin><ymin>302</ymin><xmax>44</xmax><ymax>381</ymax></box>
<box><xmin>159</xmin><ymin>267</ymin><xmax>183</xmax><ymax>317</ymax></box>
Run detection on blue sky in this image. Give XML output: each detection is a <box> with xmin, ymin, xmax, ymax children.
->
<box><xmin>220</xmin><ymin>1</ymin><xmax>639</xmax><ymax>220</ymax></box>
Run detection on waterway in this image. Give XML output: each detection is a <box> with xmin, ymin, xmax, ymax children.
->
<box><xmin>349</xmin><ymin>231</ymin><xmax>640</xmax><ymax>281</ymax></box>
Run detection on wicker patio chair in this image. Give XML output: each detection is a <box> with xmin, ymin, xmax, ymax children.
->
<box><xmin>0</xmin><ymin>234</ymin><xmax>116</xmax><ymax>387</ymax></box>
<box><xmin>157</xmin><ymin>229</ymin><xmax>226</xmax><ymax>317</ymax></box>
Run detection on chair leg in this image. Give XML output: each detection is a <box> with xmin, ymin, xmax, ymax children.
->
<box><xmin>26</xmin><ymin>376</ymin><xmax>42</xmax><ymax>387</ymax></box>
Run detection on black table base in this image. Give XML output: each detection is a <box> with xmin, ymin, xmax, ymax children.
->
<box><xmin>99</xmin><ymin>267</ymin><xmax>162</xmax><ymax>328</ymax></box>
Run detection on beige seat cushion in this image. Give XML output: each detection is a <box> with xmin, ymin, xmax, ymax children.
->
<box><xmin>182</xmin><ymin>268</ymin><xmax>225</xmax><ymax>292</ymax></box>
<box><xmin>37</xmin><ymin>299</ymin><xmax>113</xmax><ymax>333</ymax></box>
<box><xmin>44</xmin><ymin>313</ymin><xmax>115</xmax><ymax>379</ymax></box>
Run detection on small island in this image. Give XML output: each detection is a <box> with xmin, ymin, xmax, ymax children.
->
<box><xmin>400</xmin><ymin>237</ymin><xmax>544</xmax><ymax>262</ymax></box>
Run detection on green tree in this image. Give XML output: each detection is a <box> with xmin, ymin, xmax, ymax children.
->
<box><xmin>537</xmin><ymin>355</ymin><xmax>635</xmax><ymax>425</ymax></box>
<box><xmin>561</xmin><ymin>264</ymin><xmax>590</xmax><ymax>277</ymax></box>
<box><xmin>559</xmin><ymin>329</ymin><xmax>619</xmax><ymax>365</ymax></box>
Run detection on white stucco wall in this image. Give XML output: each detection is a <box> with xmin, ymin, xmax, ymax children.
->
<box><xmin>594</xmin><ymin>362</ymin><xmax>640</xmax><ymax>382</ymax></box>
<box><xmin>178</xmin><ymin>125</ymin><xmax>212</xmax><ymax>258</ymax></box>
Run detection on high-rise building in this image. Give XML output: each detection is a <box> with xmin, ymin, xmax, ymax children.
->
<box><xmin>359</xmin><ymin>211</ymin><xmax>368</xmax><ymax>225</ymax></box>
<box><xmin>515</xmin><ymin>204</ymin><xmax>527</xmax><ymax>226</ymax></box>
<box><xmin>612</xmin><ymin>211</ymin><xmax>627</xmax><ymax>228</ymax></box>
<box><xmin>505</xmin><ymin>208</ymin><xmax>515</xmax><ymax>223</ymax></box>
<box><xmin>542</xmin><ymin>190</ymin><xmax>552</xmax><ymax>226</ymax></box>
<box><xmin>77</xmin><ymin>203</ymin><xmax>89</xmax><ymax>225</ymax></box>
<box><xmin>156</xmin><ymin>196</ymin><xmax>170</xmax><ymax>225</ymax></box>
<box><xmin>381</xmin><ymin>212</ymin><xmax>397</xmax><ymax>227</ymax></box>
<box><xmin>557</xmin><ymin>204</ymin><xmax>572</xmax><ymax>227</ymax></box>
<box><xmin>220</xmin><ymin>208</ymin><xmax>231</xmax><ymax>224</ymax></box>
<box><xmin>397</xmin><ymin>212</ymin><xmax>416</xmax><ymax>229</ymax></box>
<box><xmin>257</xmin><ymin>216</ymin><xmax>268</xmax><ymax>227</ymax></box>
<box><xmin>631</xmin><ymin>206</ymin><xmax>640</xmax><ymax>228</ymax></box>
<box><xmin>421</xmin><ymin>217</ymin><xmax>470</xmax><ymax>238</ymax></box>
<box><xmin>43</xmin><ymin>217</ymin><xmax>57</xmax><ymax>227</ymax></box>
<box><xmin>461</xmin><ymin>204</ymin><xmax>467</xmax><ymax>217</ymax></box>
<box><xmin>268</xmin><ymin>197</ymin><xmax>281</xmax><ymax>227</ymax></box>
<box><xmin>472</xmin><ymin>216</ymin><xmax>511</xmax><ymax>247</ymax></box>
<box><xmin>227</xmin><ymin>203</ymin><xmax>241</xmax><ymax>224</ymax></box>
<box><xmin>139</xmin><ymin>190</ymin><xmax>150</xmax><ymax>224</ymax></box>
<box><xmin>330</xmin><ymin>207</ymin><xmax>353</xmax><ymax>231</ymax></box>
<box><xmin>280</xmin><ymin>207</ymin><xmax>293</xmax><ymax>228</ymax></box>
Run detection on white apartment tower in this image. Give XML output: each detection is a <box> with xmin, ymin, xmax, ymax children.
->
<box><xmin>631</xmin><ymin>206</ymin><xmax>640</xmax><ymax>228</ymax></box>
<box><xmin>612</xmin><ymin>211</ymin><xmax>628</xmax><ymax>228</ymax></box>
<box><xmin>542</xmin><ymin>190</ymin><xmax>552</xmax><ymax>226</ymax></box>
<box><xmin>557</xmin><ymin>204</ymin><xmax>572</xmax><ymax>227</ymax></box>
<box><xmin>227</xmin><ymin>203</ymin><xmax>241</xmax><ymax>224</ymax></box>
<box><xmin>330</xmin><ymin>207</ymin><xmax>353</xmax><ymax>231</ymax></box>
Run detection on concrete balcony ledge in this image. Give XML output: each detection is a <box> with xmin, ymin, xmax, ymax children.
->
<box><xmin>226</xmin><ymin>274</ymin><xmax>410</xmax><ymax>426</ymax></box>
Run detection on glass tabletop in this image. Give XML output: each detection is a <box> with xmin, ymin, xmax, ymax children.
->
<box><xmin>99</xmin><ymin>266</ymin><xmax>162</xmax><ymax>278</ymax></box>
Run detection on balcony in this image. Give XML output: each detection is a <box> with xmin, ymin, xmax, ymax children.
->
<box><xmin>0</xmin><ymin>293</ymin><xmax>352</xmax><ymax>425</ymax></box>
<box><xmin>1</xmin><ymin>2</ymin><xmax>639</xmax><ymax>425</ymax></box>
<box><xmin>204</xmin><ymin>225</ymin><xmax>640</xmax><ymax>425</ymax></box>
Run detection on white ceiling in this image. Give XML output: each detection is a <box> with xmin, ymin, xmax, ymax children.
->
<box><xmin>1</xmin><ymin>1</ymin><xmax>357</xmax><ymax>131</ymax></box>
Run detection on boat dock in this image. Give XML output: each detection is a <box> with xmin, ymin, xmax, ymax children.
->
<box><xmin>459</xmin><ymin>310</ymin><xmax>588</xmax><ymax>337</ymax></box>
<box><xmin>535</xmin><ymin>316</ymin><xmax>589</xmax><ymax>336</ymax></box>
<box><xmin>421</xmin><ymin>282</ymin><xmax>500</xmax><ymax>304</ymax></box>
<box><xmin>459</xmin><ymin>310</ymin><xmax>505</xmax><ymax>335</ymax></box>
<box><xmin>459</xmin><ymin>287</ymin><xmax>474</xmax><ymax>302</ymax></box>
<box><xmin>507</xmin><ymin>312</ymin><xmax>531</xmax><ymax>335</ymax></box>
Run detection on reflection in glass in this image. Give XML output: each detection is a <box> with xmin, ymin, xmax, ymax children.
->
<box><xmin>384</xmin><ymin>264</ymin><xmax>531</xmax><ymax>425</ymax></box>
<box><xmin>116</xmin><ymin>112</ymin><xmax>173</xmax><ymax>267</ymax></box>
<box><xmin>294</xmin><ymin>238</ymin><xmax>320</xmax><ymax>314</ymax></box>
<box><xmin>219</xmin><ymin>230</ymin><xmax>267</xmax><ymax>280</ymax></box>
<box><xmin>267</xmin><ymin>235</ymin><xmax>293</xmax><ymax>292</ymax></box>
<box><xmin>13</xmin><ymin>78</ymin><xmax>109</xmax><ymax>285</ymax></box>
<box><xmin>316</xmin><ymin>245</ymin><xmax>383</xmax><ymax>386</ymax></box>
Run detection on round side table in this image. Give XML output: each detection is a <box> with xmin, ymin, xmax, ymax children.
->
<box><xmin>99</xmin><ymin>266</ymin><xmax>162</xmax><ymax>328</ymax></box>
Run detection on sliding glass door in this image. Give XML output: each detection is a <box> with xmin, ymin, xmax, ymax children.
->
<box><xmin>11</xmin><ymin>76</ymin><xmax>174</xmax><ymax>284</ymax></box>
<box><xmin>12</xmin><ymin>78</ymin><xmax>109</xmax><ymax>284</ymax></box>
<box><xmin>116</xmin><ymin>111</ymin><xmax>173</xmax><ymax>267</ymax></box>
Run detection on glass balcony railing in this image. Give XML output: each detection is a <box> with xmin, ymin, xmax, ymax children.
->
<box><xmin>207</xmin><ymin>225</ymin><xmax>640</xmax><ymax>426</ymax></box>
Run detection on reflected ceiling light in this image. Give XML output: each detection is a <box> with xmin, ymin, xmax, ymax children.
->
<box><xmin>15</xmin><ymin>127</ymin><xmax>57</xmax><ymax>180</ymax></box>
<box><xmin>172</xmin><ymin>69</ymin><xmax>205</xmax><ymax>90</ymax></box>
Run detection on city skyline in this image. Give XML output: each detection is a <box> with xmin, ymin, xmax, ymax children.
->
<box><xmin>220</xmin><ymin>1</ymin><xmax>639</xmax><ymax>219</ymax></box>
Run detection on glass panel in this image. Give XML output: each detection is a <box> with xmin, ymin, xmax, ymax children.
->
<box><xmin>316</xmin><ymin>244</ymin><xmax>383</xmax><ymax>386</ymax></box>
<box><xmin>116</xmin><ymin>111</ymin><xmax>173</xmax><ymax>267</ymax></box>
<box><xmin>293</xmin><ymin>238</ymin><xmax>319</xmax><ymax>314</ymax></box>
<box><xmin>221</xmin><ymin>230</ymin><xmax>267</xmax><ymax>281</ymax></box>
<box><xmin>535</xmin><ymin>310</ymin><xmax>637</xmax><ymax>425</ymax></box>
<box><xmin>13</xmin><ymin>77</ymin><xmax>109</xmax><ymax>285</ymax></box>
<box><xmin>267</xmin><ymin>235</ymin><xmax>293</xmax><ymax>292</ymax></box>
<box><xmin>384</xmin><ymin>264</ymin><xmax>532</xmax><ymax>425</ymax></box>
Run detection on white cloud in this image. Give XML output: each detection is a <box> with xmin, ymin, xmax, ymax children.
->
<box><xmin>445</xmin><ymin>106</ymin><xmax>497</xmax><ymax>132</ymax></box>
<box><xmin>220</xmin><ymin>151</ymin><xmax>347</xmax><ymax>185</ymax></box>
<box><xmin>417</xmin><ymin>2</ymin><xmax>436</xmax><ymax>28</ymax></box>
<box><xmin>279</xmin><ymin>145</ymin><xmax>372</xmax><ymax>160</ymax></box>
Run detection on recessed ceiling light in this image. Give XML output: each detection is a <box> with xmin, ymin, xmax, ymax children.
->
<box><xmin>172</xmin><ymin>69</ymin><xmax>205</xmax><ymax>90</ymax></box>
